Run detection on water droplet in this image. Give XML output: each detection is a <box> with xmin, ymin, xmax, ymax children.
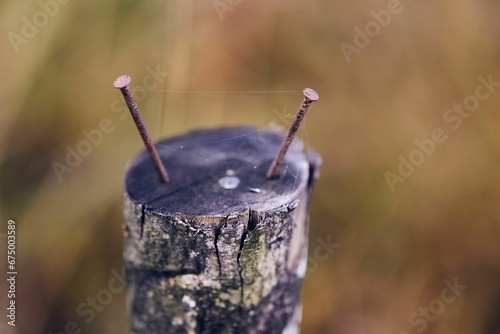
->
<box><xmin>249</xmin><ymin>188</ymin><xmax>261</xmax><ymax>193</ymax></box>
<box><xmin>218</xmin><ymin>176</ymin><xmax>240</xmax><ymax>189</ymax></box>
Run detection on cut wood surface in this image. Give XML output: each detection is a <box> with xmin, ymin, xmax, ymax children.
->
<box><xmin>123</xmin><ymin>126</ymin><xmax>321</xmax><ymax>334</ymax></box>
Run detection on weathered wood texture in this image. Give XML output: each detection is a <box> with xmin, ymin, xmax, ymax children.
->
<box><xmin>123</xmin><ymin>126</ymin><xmax>321</xmax><ymax>334</ymax></box>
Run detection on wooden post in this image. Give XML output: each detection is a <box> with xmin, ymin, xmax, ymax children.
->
<box><xmin>123</xmin><ymin>126</ymin><xmax>321</xmax><ymax>333</ymax></box>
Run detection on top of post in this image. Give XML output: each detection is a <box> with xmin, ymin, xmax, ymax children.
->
<box><xmin>124</xmin><ymin>127</ymin><xmax>314</xmax><ymax>218</ymax></box>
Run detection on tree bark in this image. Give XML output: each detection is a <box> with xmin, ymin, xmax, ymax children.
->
<box><xmin>123</xmin><ymin>126</ymin><xmax>321</xmax><ymax>334</ymax></box>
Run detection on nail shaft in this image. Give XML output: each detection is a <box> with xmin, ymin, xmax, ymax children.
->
<box><xmin>114</xmin><ymin>75</ymin><xmax>170</xmax><ymax>183</ymax></box>
<box><xmin>266</xmin><ymin>88</ymin><xmax>319</xmax><ymax>179</ymax></box>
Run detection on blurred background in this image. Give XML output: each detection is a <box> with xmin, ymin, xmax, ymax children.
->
<box><xmin>1</xmin><ymin>0</ymin><xmax>500</xmax><ymax>333</ymax></box>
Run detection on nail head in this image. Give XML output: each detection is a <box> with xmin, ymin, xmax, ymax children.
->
<box><xmin>114</xmin><ymin>75</ymin><xmax>131</xmax><ymax>89</ymax></box>
<box><xmin>303</xmin><ymin>88</ymin><xmax>319</xmax><ymax>102</ymax></box>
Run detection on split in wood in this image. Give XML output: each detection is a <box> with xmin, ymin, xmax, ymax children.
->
<box><xmin>114</xmin><ymin>75</ymin><xmax>170</xmax><ymax>183</ymax></box>
<box><xmin>266</xmin><ymin>88</ymin><xmax>319</xmax><ymax>179</ymax></box>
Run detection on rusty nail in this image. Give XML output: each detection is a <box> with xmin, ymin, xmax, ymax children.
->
<box><xmin>114</xmin><ymin>75</ymin><xmax>170</xmax><ymax>183</ymax></box>
<box><xmin>266</xmin><ymin>88</ymin><xmax>319</xmax><ymax>179</ymax></box>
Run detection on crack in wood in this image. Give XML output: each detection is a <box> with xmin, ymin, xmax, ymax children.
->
<box><xmin>306</xmin><ymin>151</ymin><xmax>322</xmax><ymax>205</ymax></box>
<box><xmin>236</xmin><ymin>208</ymin><xmax>261</xmax><ymax>305</ymax></box>
<box><xmin>213</xmin><ymin>218</ymin><xmax>226</xmax><ymax>280</ymax></box>
<box><xmin>248</xmin><ymin>209</ymin><xmax>259</xmax><ymax>232</ymax></box>
<box><xmin>236</xmin><ymin>225</ymin><xmax>247</xmax><ymax>304</ymax></box>
<box><xmin>139</xmin><ymin>204</ymin><xmax>145</xmax><ymax>240</ymax></box>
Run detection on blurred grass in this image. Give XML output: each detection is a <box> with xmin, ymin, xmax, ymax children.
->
<box><xmin>1</xmin><ymin>0</ymin><xmax>500</xmax><ymax>333</ymax></box>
